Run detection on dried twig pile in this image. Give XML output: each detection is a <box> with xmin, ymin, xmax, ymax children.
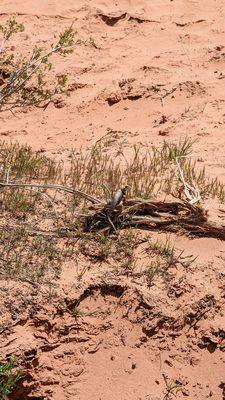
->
<box><xmin>84</xmin><ymin>198</ymin><xmax>225</xmax><ymax>240</ymax></box>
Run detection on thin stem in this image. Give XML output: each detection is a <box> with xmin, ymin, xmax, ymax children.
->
<box><xmin>0</xmin><ymin>181</ymin><xmax>103</xmax><ymax>204</ymax></box>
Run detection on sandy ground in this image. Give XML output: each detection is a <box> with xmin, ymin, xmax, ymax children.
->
<box><xmin>0</xmin><ymin>1</ymin><xmax>225</xmax><ymax>399</ymax></box>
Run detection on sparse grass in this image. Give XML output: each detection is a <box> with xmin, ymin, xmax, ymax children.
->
<box><xmin>149</xmin><ymin>237</ymin><xmax>177</xmax><ymax>267</ymax></box>
<box><xmin>115</xmin><ymin>230</ymin><xmax>140</xmax><ymax>271</ymax></box>
<box><xmin>0</xmin><ymin>138</ymin><xmax>225</xmax><ymax>214</ymax></box>
<box><xmin>76</xmin><ymin>264</ymin><xmax>89</xmax><ymax>281</ymax></box>
<box><xmin>0</xmin><ymin>138</ymin><xmax>223</xmax><ymax>283</ymax></box>
<box><xmin>66</xmin><ymin>138</ymin><xmax>225</xmax><ymax>203</ymax></box>
<box><xmin>0</xmin><ymin>357</ymin><xmax>25</xmax><ymax>400</ymax></box>
<box><xmin>78</xmin><ymin>232</ymin><xmax>113</xmax><ymax>263</ymax></box>
<box><xmin>2</xmin><ymin>188</ymin><xmax>38</xmax><ymax>213</ymax></box>
<box><xmin>0</xmin><ymin>141</ymin><xmax>63</xmax><ymax>182</ymax></box>
<box><xmin>143</xmin><ymin>238</ymin><xmax>177</xmax><ymax>285</ymax></box>
<box><xmin>143</xmin><ymin>237</ymin><xmax>196</xmax><ymax>285</ymax></box>
<box><xmin>177</xmin><ymin>158</ymin><xmax>225</xmax><ymax>202</ymax></box>
<box><xmin>68</xmin><ymin>140</ymin><xmax>186</xmax><ymax>200</ymax></box>
<box><xmin>78</xmin><ymin>229</ymin><xmax>141</xmax><ymax>270</ymax></box>
<box><xmin>0</xmin><ymin>227</ymin><xmax>72</xmax><ymax>282</ymax></box>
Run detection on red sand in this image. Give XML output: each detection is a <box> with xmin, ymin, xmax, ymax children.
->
<box><xmin>0</xmin><ymin>1</ymin><xmax>225</xmax><ymax>399</ymax></box>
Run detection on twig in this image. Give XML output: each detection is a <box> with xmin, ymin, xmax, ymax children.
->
<box><xmin>32</xmin><ymin>189</ymin><xmax>59</xmax><ymax>220</ymax></box>
<box><xmin>5</xmin><ymin>166</ymin><xmax>11</xmax><ymax>183</ymax></box>
<box><xmin>187</xmin><ymin>307</ymin><xmax>212</xmax><ymax>332</ymax></box>
<box><xmin>0</xmin><ymin>223</ymin><xmax>81</xmax><ymax>238</ymax></box>
<box><xmin>107</xmin><ymin>214</ymin><xmax>117</xmax><ymax>234</ymax></box>
<box><xmin>160</xmin><ymin>86</ymin><xmax>177</xmax><ymax>107</ymax></box>
<box><xmin>179</xmin><ymin>36</ymin><xmax>192</xmax><ymax>67</ymax></box>
<box><xmin>0</xmin><ymin>180</ymin><xmax>103</xmax><ymax>204</ymax></box>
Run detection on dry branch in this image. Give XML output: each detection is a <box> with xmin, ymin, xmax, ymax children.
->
<box><xmin>0</xmin><ymin>181</ymin><xmax>102</xmax><ymax>204</ymax></box>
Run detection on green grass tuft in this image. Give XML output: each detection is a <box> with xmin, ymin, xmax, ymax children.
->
<box><xmin>0</xmin><ymin>357</ymin><xmax>24</xmax><ymax>400</ymax></box>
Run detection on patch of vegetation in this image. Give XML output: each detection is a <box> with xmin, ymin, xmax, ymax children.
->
<box><xmin>69</xmin><ymin>138</ymin><xmax>192</xmax><ymax>200</ymax></box>
<box><xmin>143</xmin><ymin>235</ymin><xmax>197</xmax><ymax>286</ymax></box>
<box><xmin>148</xmin><ymin>237</ymin><xmax>177</xmax><ymax>267</ymax></box>
<box><xmin>78</xmin><ymin>232</ymin><xmax>113</xmax><ymax>263</ymax></box>
<box><xmin>0</xmin><ymin>137</ymin><xmax>224</xmax><ymax>211</ymax></box>
<box><xmin>144</xmin><ymin>258</ymin><xmax>161</xmax><ymax>285</ymax></box>
<box><xmin>68</xmin><ymin>138</ymin><xmax>225</xmax><ymax>203</ymax></box>
<box><xmin>72</xmin><ymin>306</ymin><xmax>84</xmax><ymax>319</ymax></box>
<box><xmin>142</xmin><ymin>239</ymin><xmax>177</xmax><ymax>286</ymax></box>
<box><xmin>0</xmin><ymin>138</ymin><xmax>223</xmax><ymax>282</ymax></box>
<box><xmin>0</xmin><ymin>142</ymin><xmax>63</xmax><ymax>182</ymax></box>
<box><xmin>0</xmin><ymin>357</ymin><xmax>25</xmax><ymax>400</ymax></box>
<box><xmin>143</xmin><ymin>237</ymin><xmax>191</xmax><ymax>285</ymax></box>
<box><xmin>114</xmin><ymin>230</ymin><xmax>140</xmax><ymax>271</ymax></box>
<box><xmin>0</xmin><ymin>227</ymin><xmax>73</xmax><ymax>282</ymax></box>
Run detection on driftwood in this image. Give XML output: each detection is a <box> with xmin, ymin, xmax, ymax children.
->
<box><xmin>84</xmin><ymin>198</ymin><xmax>225</xmax><ymax>240</ymax></box>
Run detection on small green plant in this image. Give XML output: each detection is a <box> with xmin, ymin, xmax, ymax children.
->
<box><xmin>0</xmin><ymin>357</ymin><xmax>25</xmax><ymax>399</ymax></box>
<box><xmin>144</xmin><ymin>258</ymin><xmax>161</xmax><ymax>285</ymax></box>
<box><xmin>159</xmin><ymin>137</ymin><xmax>196</xmax><ymax>161</ymax></box>
<box><xmin>72</xmin><ymin>306</ymin><xmax>83</xmax><ymax>319</ymax></box>
<box><xmin>0</xmin><ymin>18</ymin><xmax>24</xmax><ymax>42</ymax></box>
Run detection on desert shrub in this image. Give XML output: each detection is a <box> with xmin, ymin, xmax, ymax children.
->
<box><xmin>0</xmin><ymin>18</ymin><xmax>78</xmax><ymax>112</ymax></box>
